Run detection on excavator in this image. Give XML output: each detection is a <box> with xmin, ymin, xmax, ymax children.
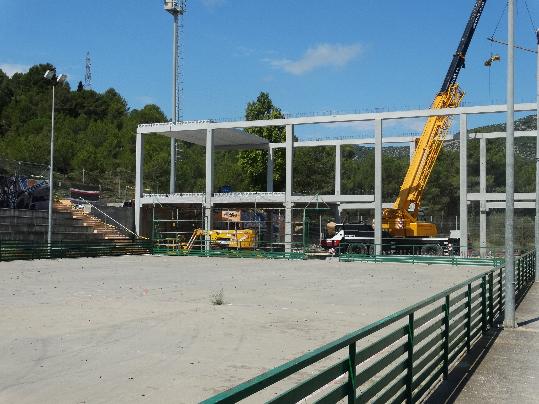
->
<box><xmin>322</xmin><ymin>0</ymin><xmax>487</xmax><ymax>255</ymax></box>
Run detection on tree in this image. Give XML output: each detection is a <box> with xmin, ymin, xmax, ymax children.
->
<box><xmin>238</xmin><ymin>92</ymin><xmax>286</xmax><ymax>191</ymax></box>
<box><xmin>77</xmin><ymin>81</ymin><xmax>84</xmax><ymax>92</ymax></box>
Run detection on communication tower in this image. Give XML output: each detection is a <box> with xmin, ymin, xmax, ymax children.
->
<box><xmin>84</xmin><ymin>52</ymin><xmax>92</xmax><ymax>90</ymax></box>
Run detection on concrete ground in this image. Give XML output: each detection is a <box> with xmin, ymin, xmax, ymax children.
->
<box><xmin>0</xmin><ymin>255</ymin><xmax>486</xmax><ymax>403</ymax></box>
<box><xmin>452</xmin><ymin>283</ymin><xmax>539</xmax><ymax>403</ymax></box>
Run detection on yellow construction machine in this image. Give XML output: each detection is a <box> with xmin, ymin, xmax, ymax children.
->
<box><xmin>184</xmin><ymin>228</ymin><xmax>256</xmax><ymax>252</ymax></box>
<box><xmin>382</xmin><ymin>0</ymin><xmax>487</xmax><ymax>238</ymax></box>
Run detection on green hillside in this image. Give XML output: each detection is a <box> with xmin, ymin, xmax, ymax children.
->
<box><xmin>0</xmin><ymin>63</ymin><xmax>537</xmax><ymax>243</ymax></box>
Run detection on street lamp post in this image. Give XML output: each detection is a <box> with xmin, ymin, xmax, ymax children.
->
<box><xmin>44</xmin><ymin>69</ymin><xmax>67</xmax><ymax>246</ymax></box>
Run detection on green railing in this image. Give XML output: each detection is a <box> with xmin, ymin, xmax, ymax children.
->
<box><xmin>202</xmin><ymin>251</ymin><xmax>536</xmax><ymax>403</ymax></box>
<box><xmin>153</xmin><ymin>239</ymin><xmax>306</xmax><ymax>260</ymax></box>
<box><xmin>0</xmin><ymin>239</ymin><xmax>153</xmax><ymax>261</ymax></box>
<box><xmin>338</xmin><ymin>243</ymin><xmax>504</xmax><ymax>267</ymax></box>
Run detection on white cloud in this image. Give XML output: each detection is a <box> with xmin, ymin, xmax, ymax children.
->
<box><xmin>0</xmin><ymin>63</ymin><xmax>30</xmax><ymax>77</ymax></box>
<box><xmin>269</xmin><ymin>43</ymin><xmax>362</xmax><ymax>75</ymax></box>
<box><xmin>135</xmin><ymin>95</ymin><xmax>156</xmax><ymax>106</ymax></box>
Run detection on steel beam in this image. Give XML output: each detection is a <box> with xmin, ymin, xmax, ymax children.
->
<box><xmin>468</xmin><ymin>192</ymin><xmax>536</xmax><ymax>201</ymax></box>
<box><xmin>487</xmin><ymin>202</ymin><xmax>536</xmax><ymax>209</ymax></box>
<box><xmin>138</xmin><ymin>103</ymin><xmax>536</xmax><ymax>132</ymax></box>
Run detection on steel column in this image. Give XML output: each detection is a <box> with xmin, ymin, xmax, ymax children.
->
<box><xmin>285</xmin><ymin>125</ymin><xmax>294</xmax><ymax>252</ymax></box>
<box><xmin>460</xmin><ymin>114</ymin><xmax>468</xmax><ymax>257</ymax></box>
<box><xmin>480</xmin><ymin>135</ymin><xmax>487</xmax><ymax>258</ymax></box>
<box><xmin>267</xmin><ymin>146</ymin><xmax>274</xmax><ymax>192</ymax></box>
<box><xmin>135</xmin><ymin>132</ymin><xmax>144</xmax><ymax>235</ymax></box>
<box><xmin>335</xmin><ymin>143</ymin><xmax>341</xmax><ymax>196</ymax></box>
<box><xmin>374</xmin><ymin>119</ymin><xmax>383</xmax><ymax>255</ymax></box>
<box><xmin>504</xmin><ymin>0</ymin><xmax>516</xmax><ymax>328</ymax></box>
<box><xmin>205</xmin><ymin>128</ymin><xmax>214</xmax><ymax>250</ymax></box>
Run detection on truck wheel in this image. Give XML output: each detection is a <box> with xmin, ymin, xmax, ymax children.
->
<box><xmin>421</xmin><ymin>244</ymin><xmax>443</xmax><ymax>256</ymax></box>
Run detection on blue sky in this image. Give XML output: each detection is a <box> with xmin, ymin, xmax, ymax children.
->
<box><xmin>1</xmin><ymin>0</ymin><xmax>537</xmax><ymax>137</ymax></box>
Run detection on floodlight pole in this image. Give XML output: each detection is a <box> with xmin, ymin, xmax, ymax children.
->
<box><xmin>504</xmin><ymin>0</ymin><xmax>515</xmax><ymax>328</ymax></box>
<box><xmin>47</xmin><ymin>84</ymin><xmax>56</xmax><ymax>246</ymax></box>
<box><xmin>165</xmin><ymin>1</ymin><xmax>183</xmax><ymax>195</ymax></box>
<box><xmin>535</xmin><ymin>29</ymin><xmax>539</xmax><ymax>282</ymax></box>
<box><xmin>170</xmin><ymin>10</ymin><xmax>178</xmax><ymax>194</ymax></box>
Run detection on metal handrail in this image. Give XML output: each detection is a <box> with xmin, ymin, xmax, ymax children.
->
<box><xmin>72</xmin><ymin>197</ymin><xmax>138</xmax><ymax>238</ymax></box>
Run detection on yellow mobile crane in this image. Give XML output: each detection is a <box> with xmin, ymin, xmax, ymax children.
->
<box><xmin>322</xmin><ymin>0</ymin><xmax>487</xmax><ymax>255</ymax></box>
<box><xmin>382</xmin><ymin>0</ymin><xmax>487</xmax><ymax>238</ymax></box>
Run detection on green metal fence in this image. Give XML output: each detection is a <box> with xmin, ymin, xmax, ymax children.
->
<box><xmin>202</xmin><ymin>251</ymin><xmax>536</xmax><ymax>403</ymax></box>
<box><xmin>338</xmin><ymin>243</ymin><xmax>504</xmax><ymax>267</ymax></box>
<box><xmin>153</xmin><ymin>239</ymin><xmax>306</xmax><ymax>260</ymax></box>
<box><xmin>0</xmin><ymin>240</ymin><xmax>153</xmax><ymax>261</ymax></box>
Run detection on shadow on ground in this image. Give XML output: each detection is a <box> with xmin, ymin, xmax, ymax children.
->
<box><xmin>426</xmin><ymin>280</ymin><xmax>535</xmax><ymax>403</ymax></box>
<box><xmin>425</xmin><ymin>326</ymin><xmax>501</xmax><ymax>403</ymax></box>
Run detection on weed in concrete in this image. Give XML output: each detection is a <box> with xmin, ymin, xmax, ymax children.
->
<box><xmin>210</xmin><ymin>288</ymin><xmax>225</xmax><ymax>305</ymax></box>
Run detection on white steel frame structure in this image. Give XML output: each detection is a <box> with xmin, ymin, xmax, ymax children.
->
<box><xmin>135</xmin><ymin>102</ymin><xmax>538</xmax><ymax>255</ymax></box>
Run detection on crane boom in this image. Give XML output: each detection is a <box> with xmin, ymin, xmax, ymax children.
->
<box><xmin>382</xmin><ymin>0</ymin><xmax>487</xmax><ymax>238</ymax></box>
<box><xmin>441</xmin><ymin>0</ymin><xmax>487</xmax><ymax>93</ymax></box>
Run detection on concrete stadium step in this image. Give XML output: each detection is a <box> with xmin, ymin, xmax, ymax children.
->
<box><xmin>55</xmin><ymin>200</ymin><xmax>132</xmax><ymax>241</ymax></box>
<box><xmin>0</xmin><ymin>231</ymin><xmax>109</xmax><ymax>242</ymax></box>
<box><xmin>0</xmin><ymin>208</ymin><xmax>73</xmax><ymax>220</ymax></box>
<box><xmin>1</xmin><ymin>204</ymin><xmax>129</xmax><ymax>242</ymax></box>
<box><xmin>0</xmin><ymin>216</ymin><xmax>85</xmax><ymax>226</ymax></box>
<box><xmin>0</xmin><ymin>223</ymin><xmax>94</xmax><ymax>233</ymax></box>
<box><xmin>0</xmin><ymin>202</ymin><xmax>133</xmax><ymax>243</ymax></box>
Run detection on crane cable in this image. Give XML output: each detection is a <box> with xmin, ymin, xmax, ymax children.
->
<box><xmin>486</xmin><ymin>0</ymin><xmax>538</xmax><ymax>99</ymax></box>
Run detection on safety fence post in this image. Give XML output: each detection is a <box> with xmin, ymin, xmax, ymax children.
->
<box><xmin>516</xmin><ymin>258</ymin><xmax>520</xmax><ymax>295</ymax></box>
<box><xmin>481</xmin><ymin>276</ymin><xmax>488</xmax><ymax>332</ymax></box>
<box><xmin>488</xmin><ymin>272</ymin><xmax>494</xmax><ymax>326</ymax></box>
<box><xmin>406</xmin><ymin>313</ymin><xmax>414</xmax><ymax>403</ymax></box>
<box><xmin>499</xmin><ymin>267</ymin><xmax>504</xmax><ymax>310</ymax></box>
<box><xmin>466</xmin><ymin>283</ymin><xmax>472</xmax><ymax>351</ymax></box>
<box><xmin>348</xmin><ymin>342</ymin><xmax>356</xmax><ymax>404</ymax></box>
<box><xmin>533</xmin><ymin>252</ymin><xmax>536</xmax><ymax>279</ymax></box>
<box><xmin>443</xmin><ymin>294</ymin><xmax>450</xmax><ymax>379</ymax></box>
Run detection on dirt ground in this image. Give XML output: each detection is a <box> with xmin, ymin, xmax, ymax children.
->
<box><xmin>0</xmin><ymin>255</ymin><xmax>487</xmax><ymax>403</ymax></box>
